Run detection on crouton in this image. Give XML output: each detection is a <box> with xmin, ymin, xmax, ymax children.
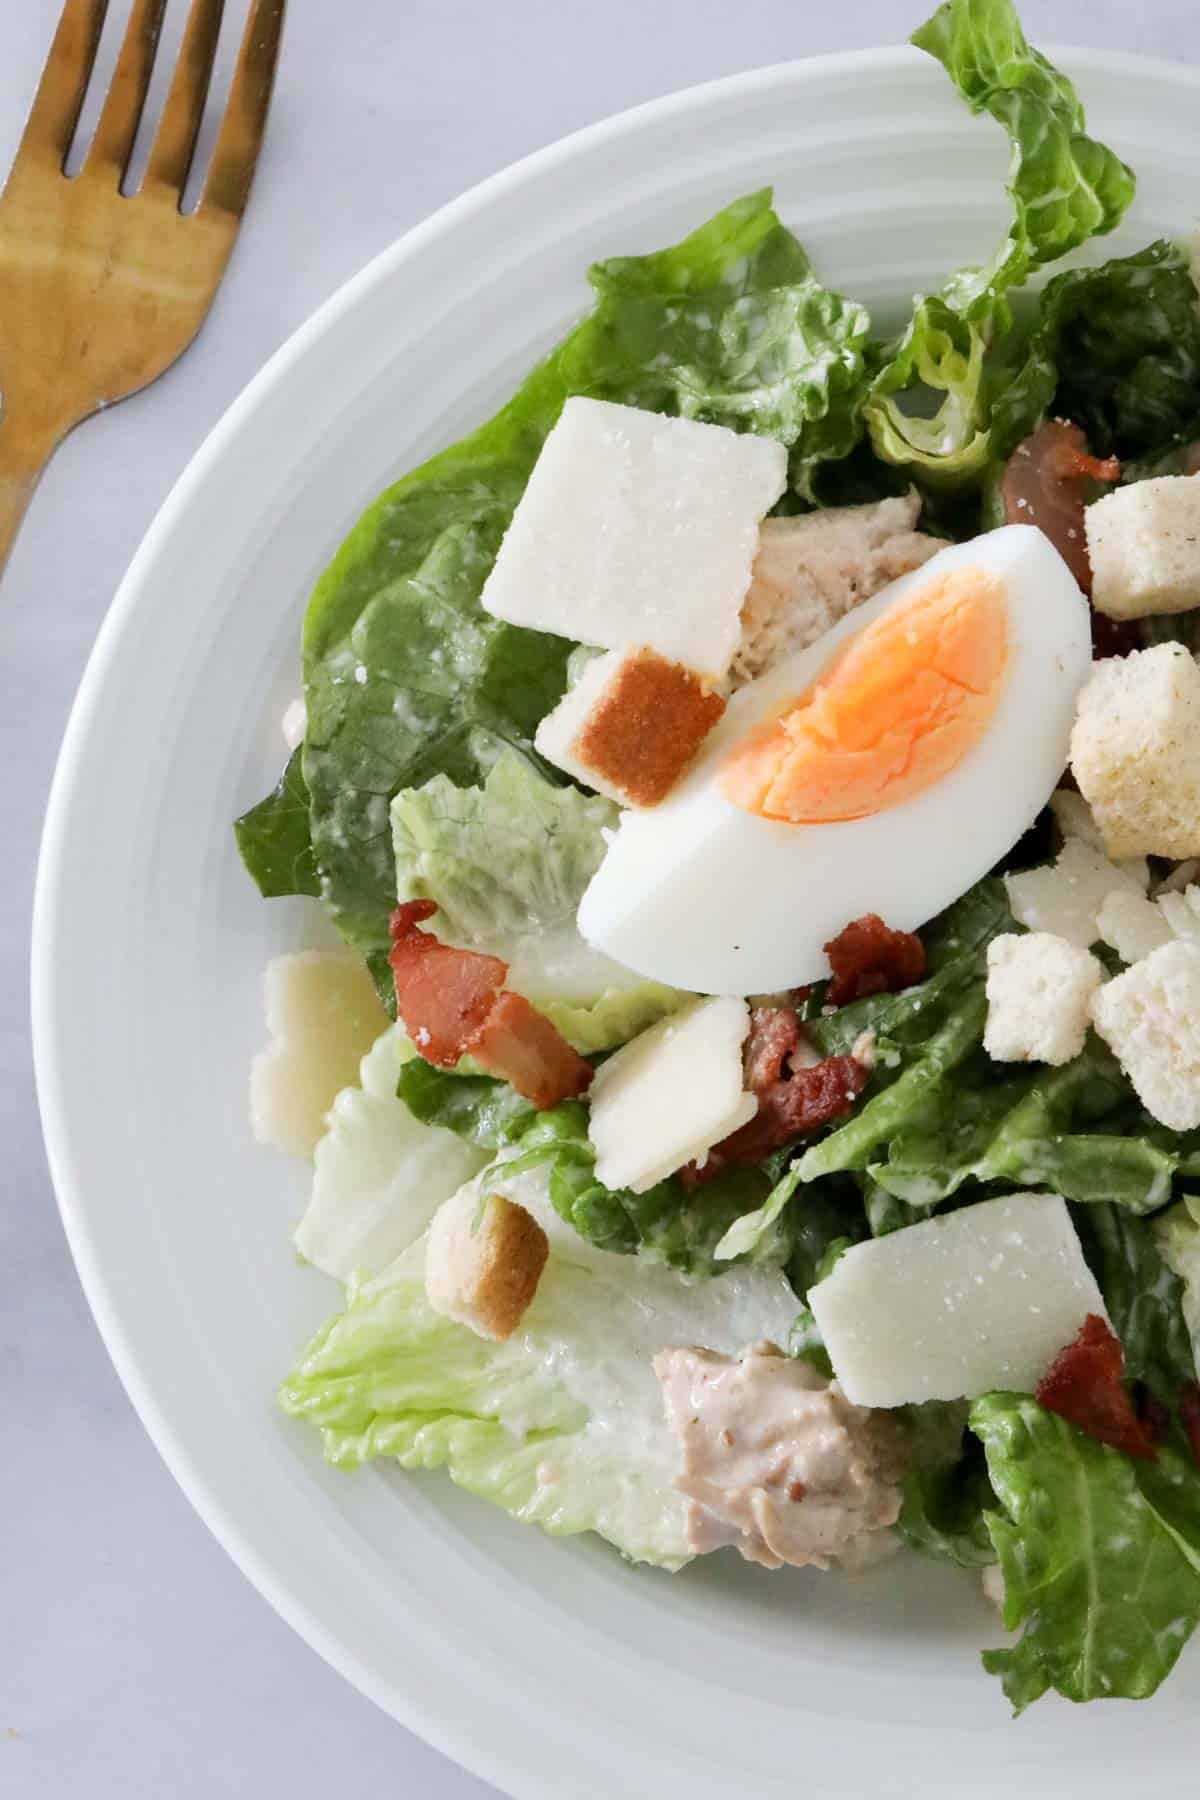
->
<box><xmin>534</xmin><ymin>645</ymin><xmax>725</xmax><ymax>806</ymax></box>
<box><xmin>1070</xmin><ymin>644</ymin><xmax>1200</xmax><ymax>859</ymax></box>
<box><xmin>1091</xmin><ymin>939</ymin><xmax>1200</xmax><ymax>1131</ymax></box>
<box><xmin>984</xmin><ymin>932</ymin><xmax>1105</xmax><ymax>1066</ymax></box>
<box><xmin>729</xmin><ymin>493</ymin><xmax>940</xmax><ymax>687</ymax></box>
<box><xmin>425</xmin><ymin>1183</ymin><xmax>549</xmax><ymax>1341</ymax></box>
<box><xmin>1004</xmin><ymin>839</ymin><xmax>1146</xmax><ymax>948</ymax></box>
<box><xmin>480</xmin><ymin>397</ymin><xmax>786</xmax><ymax>679</ymax></box>
<box><xmin>1086</xmin><ymin>476</ymin><xmax>1200</xmax><ymax>619</ymax></box>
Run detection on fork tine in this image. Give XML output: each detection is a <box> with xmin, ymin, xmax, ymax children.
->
<box><xmin>16</xmin><ymin>0</ymin><xmax>109</xmax><ymax>168</ymax></box>
<box><xmin>83</xmin><ymin>0</ymin><xmax>168</xmax><ymax>181</ymax></box>
<box><xmin>143</xmin><ymin>0</ymin><xmax>225</xmax><ymax>196</ymax></box>
<box><xmin>200</xmin><ymin>0</ymin><xmax>285</xmax><ymax>220</ymax></box>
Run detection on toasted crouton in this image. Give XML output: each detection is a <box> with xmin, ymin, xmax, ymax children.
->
<box><xmin>1091</xmin><ymin>939</ymin><xmax>1200</xmax><ymax>1130</ymax></box>
<box><xmin>984</xmin><ymin>932</ymin><xmax>1105</xmax><ymax>1067</ymax></box>
<box><xmin>1086</xmin><ymin>476</ymin><xmax>1200</xmax><ymax>619</ymax></box>
<box><xmin>535</xmin><ymin>645</ymin><xmax>725</xmax><ymax>806</ymax></box>
<box><xmin>729</xmin><ymin>494</ymin><xmax>940</xmax><ymax>687</ymax></box>
<box><xmin>425</xmin><ymin>1184</ymin><xmax>549</xmax><ymax>1341</ymax></box>
<box><xmin>1070</xmin><ymin>643</ymin><xmax>1200</xmax><ymax>859</ymax></box>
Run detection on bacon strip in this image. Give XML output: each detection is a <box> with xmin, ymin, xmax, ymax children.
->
<box><xmin>823</xmin><ymin>914</ymin><xmax>925</xmax><ymax>1008</ymax></box>
<box><xmin>683</xmin><ymin>1004</ymin><xmax>868</xmax><ymax>1183</ymax></box>
<box><xmin>388</xmin><ymin>902</ymin><xmax>592</xmax><ymax>1107</ymax></box>
<box><xmin>1035</xmin><ymin>1314</ymin><xmax>1157</xmax><ymax>1462</ymax></box>
<box><xmin>468</xmin><ymin>989</ymin><xmax>593</xmax><ymax>1109</ymax></box>
<box><xmin>1001</xmin><ymin>419</ymin><xmax>1119</xmax><ymax>597</ymax></box>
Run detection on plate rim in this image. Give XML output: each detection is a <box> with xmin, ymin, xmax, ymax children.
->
<box><xmin>30</xmin><ymin>38</ymin><xmax>1200</xmax><ymax>1797</ymax></box>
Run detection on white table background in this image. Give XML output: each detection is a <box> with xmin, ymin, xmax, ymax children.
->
<box><xmin>4</xmin><ymin>2</ymin><xmax>1196</xmax><ymax>1795</ymax></box>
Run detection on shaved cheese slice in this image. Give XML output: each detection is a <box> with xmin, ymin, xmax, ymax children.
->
<box><xmin>1096</xmin><ymin>889</ymin><xmax>1174</xmax><ymax>964</ymax></box>
<box><xmin>480</xmin><ymin>398</ymin><xmax>786</xmax><ymax>679</ymax></box>
<box><xmin>251</xmin><ymin>951</ymin><xmax>389</xmax><ymax>1157</ymax></box>
<box><xmin>587</xmin><ymin>997</ymin><xmax>755</xmax><ymax>1193</ymax></box>
<box><xmin>1158</xmin><ymin>884</ymin><xmax>1200</xmax><ymax>945</ymax></box>
<box><xmin>1005</xmin><ymin>838</ymin><xmax>1147</xmax><ymax>948</ymax></box>
<box><xmin>808</xmin><ymin>1192</ymin><xmax>1107</xmax><ymax>1408</ymax></box>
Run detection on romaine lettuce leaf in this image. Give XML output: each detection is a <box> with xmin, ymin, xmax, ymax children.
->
<box><xmin>238</xmin><ymin>190</ymin><xmax>872</xmax><ymax>944</ymax></box>
<box><xmin>295</xmin><ymin>1025</ymin><xmax>488</xmax><ymax>1282</ymax></box>
<box><xmin>870</xmin><ymin>1041</ymin><xmax>1200</xmax><ymax>1214</ymax></box>
<box><xmin>971</xmin><ymin>1394</ymin><xmax>1200</xmax><ymax>1711</ymax></box>
<box><xmin>396</xmin><ymin>1061</ymin><xmax>779</xmax><ymax>1274</ymax></box>
<box><xmin>866</xmin><ymin>0</ymin><xmax>1134</xmax><ymax>484</ymax></box>
<box><xmin>396</xmin><ymin>1056</ymin><xmax>538</xmax><ymax>1150</ymax></box>
<box><xmin>233</xmin><ymin>747</ymin><xmax>320</xmax><ymax>899</ymax></box>
<box><xmin>897</xmin><ymin>1403</ymin><xmax>997</xmax><ymax>1568</ymax></box>
<box><xmin>1154</xmin><ymin>1203</ymin><xmax>1200</xmax><ymax>1380</ymax></box>
<box><xmin>280</xmin><ymin>1167</ymin><xmax>800</xmax><ymax>1567</ymax></box>
<box><xmin>717</xmin><ymin>880</ymin><xmax>1013</xmax><ymax>1256</ymax></box>
<box><xmin>391</xmin><ymin>751</ymin><xmax>685</xmax><ymax>1049</ymax></box>
<box><xmin>1075</xmin><ymin>1203</ymin><xmax>1196</xmax><ymax>1406</ymax></box>
<box><xmin>1040</xmin><ymin>240</ymin><xmax>1200</xmax><ymax>459</ymax></box>
<box><xmin>911</xmin><ymin>0</ymin><xmax>1134</xmax><ymax>312</ymax></box>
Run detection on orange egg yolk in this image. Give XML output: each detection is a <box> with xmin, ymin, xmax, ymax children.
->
<box><xmin>721</xmin><ymin>566</ymin><xmax>1008</xmax><ymax>823</ymax></box>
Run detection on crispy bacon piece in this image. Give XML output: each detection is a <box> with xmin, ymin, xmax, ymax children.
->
<box><xmin>387</xmin><ymin>902</ymin><xmax>592</xmax><ymax>1107</ymax></box>
<box><xmin>1179</xmin><ymin>1383</ymin><xmax>1200</xmax><ymax>1467</ymax></box>
<box><xmin>1000</xmin><ymin>419</ymin><xmax>1120</xmax><ymax>602</ymax></box>
<box><xmin>387</xmin><ymin>901</ymin><xmax>507</xmax><ymax>1066</ymax></box>
<box><xmin>824</xmin><ymin>914</ymin><xmax>925</xmax><ymax>1009</ymax></box>
<box><xmin>683</xmin><ymin>1004</ymin><xmax>869</xmax><ymax>1182</ymax></box>
<box><xmin>468</xmin><ymin>989</ymin><xmax>592</xmax><ymax>1108</ymax></box>
<box><xmin>1035</xmin><ymin>1314</ymin><xmax>1158</xmax><ymax>1462</ymax></box>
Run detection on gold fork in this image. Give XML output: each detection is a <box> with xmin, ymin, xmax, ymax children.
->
<box><xmin>0</xmin><ymin>0</ymin><xmax>285</xmax><ymax>575</ymax></box>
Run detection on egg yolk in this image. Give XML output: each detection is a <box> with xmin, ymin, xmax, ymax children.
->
<box><xmin>721</xmin><ymin>566</ymin><xmax>1008</xmax><ymax>823</ymax></box>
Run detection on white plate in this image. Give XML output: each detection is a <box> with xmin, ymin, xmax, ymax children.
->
<box><xmin>33</xmin><ymin>43</ymin><xmax>1200</xmax><ymax>1800</ymax></box>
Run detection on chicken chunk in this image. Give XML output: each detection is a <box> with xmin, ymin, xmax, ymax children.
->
<box><xmin>654</xmin><ymin>1341</ymin><xmax>908</xmax><ymax>1570</ymax></box>
<box><xmin>729</xmin><ymin>493</ymin><xmax>940</xmax><ymax>688</ymax></box>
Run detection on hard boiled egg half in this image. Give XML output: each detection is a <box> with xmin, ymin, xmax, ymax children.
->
<box><xmin>578</xmin><ymin>525</ymin><xmax>1091</xmax><ymax>994</ymax></box>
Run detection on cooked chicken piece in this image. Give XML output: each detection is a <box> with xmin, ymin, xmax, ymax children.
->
<box><xmin>730</xmin><ymin>493</ymin><xmax>940</xmax><ymax>687</ymax></box>
<box><xmin>654</xmin><ymin>1340</ymin><xmax>908</xmax><ymax>1570</ymax></box>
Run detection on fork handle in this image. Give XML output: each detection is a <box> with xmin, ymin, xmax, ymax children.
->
<box><xmin>0</xmin><ymin>415</ymin><xmax>61</xmax><ymax>579</ymax></box>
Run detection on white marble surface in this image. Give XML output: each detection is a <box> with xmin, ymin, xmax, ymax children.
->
<box><xmin>5</xmin><ymin>2</ymin><xmax>1197</xmax><ymax>1795</ymax></box>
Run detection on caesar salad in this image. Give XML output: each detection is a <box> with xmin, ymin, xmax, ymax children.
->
<box><xmin>236</xmin><ymin>0</ymin><xmax>1200</xmax><ymax>1714</ymax></box>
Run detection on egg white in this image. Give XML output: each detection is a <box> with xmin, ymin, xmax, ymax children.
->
<box><xmin>577</xmin><ymin>525</ymin><xmax>1092</xmax><ymax>994</ymax></box>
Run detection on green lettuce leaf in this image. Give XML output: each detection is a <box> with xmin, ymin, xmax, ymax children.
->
<box><xmin>279</xmin><ymin>1168</ymin><xmax>801</xmax><ymax>1567</ymax></box>
<box><xmin>911</xmin><ymin>0</ymin><xmax>1134</xmax><ymax>313</ymax></box>
<box><xmin>1075</xmin><ymin>1203</ymin><xmax>1196</xmax><ymax>1406</ymax></box>
<box><xmin>865</xmin><ymin>297</ymin><xmax>996</xmax><ymax>484</ymax></box>
<box><xmin>1043</xmin><ymin>240</ymin><xmax>1200</xmax><ymax>459</ymax></box>
<box><xmin>233</xmin><ymin>747</ymin><xmax>320</xmax><ymax>898</ymax></box>
<box><xmin>259</xmin><ymin>190</ymin><xmax>869</xmax><ymax>945</ymax></box>
<box><xmin>396</xmin><ymin>1056</ymin><xmax>538</xmax><ymax>1151</ymax></box>
<box><xmin>391</xmin><ymin>751</ymin><xmax>686</xmax><ymax>1049</ymax></box>
<box><xmin>897</xmin><ymin>1402</ymin><xmax>997</xmax><ymax>1568</ymax></box>
<box><xmin>396</xmin><ymin>1063</ymin><xmax>778</xmax><ymax>1275</ymax></box>
<box><xmin>1154</xmin><ymin>1202</ymin><xmax>1200</xmax><ymax>1382</ymax></box>
<box><xmin>971</xmin><ymin>1393</ymin><xmax>1200</xmax><ymax>1711</ymax></box>
<box><xmin>294</xmin><ymin>1025</ymin><xmax>487</xmax><ymax>1283</ymax></box>
<box><xmin>871</xmin><ymin>1039</ymin><xmax>1200</xmax><ymax>1215</ymax></box>
<box><xmin>785</xmin><ymin>1233</ymin><xmax>854</xmax><ymax>1376</ymax></box>
<box><xmin>716</xmin><ymin>879</ymin><xmax>1013</xmax><ymax>1256</ymax></box>
<box><xmin>799</xmin><ymin>988</ymin><xmax>989</xmax><ymax>1184</ymax></box>
<box><xmin>866</xmin><ymin>0</ymin><xmax>1134</xmax><ymax>484</ymax></box>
